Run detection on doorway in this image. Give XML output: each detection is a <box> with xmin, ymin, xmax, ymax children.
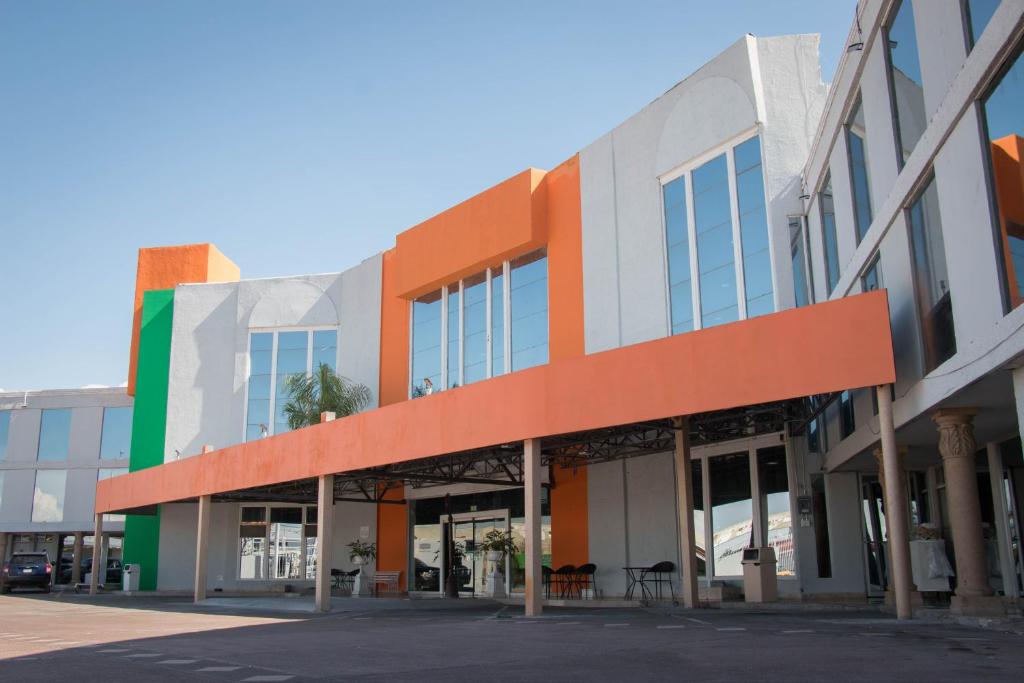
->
<box><xmin>440</xmin><ymin>510</ymin><xmax>510</xmax><ymax>596</ymax></box>
<box><xmin>861</xmin><ymin>475</ymin><xmax>888</xmax><ymax>597</ymax></box>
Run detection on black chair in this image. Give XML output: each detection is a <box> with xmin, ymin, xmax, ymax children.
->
<box><xmin>332</xmin><ymin>568</ymin><xmax>359</xmax><ymax>594</ymax></box>
<box><xmin>575</xmin><ymin>563</ymin><xmax>597</xmax><ymax>600</ymax></box>
<box><xmin>642</xmin><ymin>561</ymin><xmax>675</xmax><ymax>601</ymax></box>
<box><xmin>542</xmin><ymin>566</ymin><xmax>553</xmax><ymax>599</ymax></box>
<box><xmin>553</xmin><ymin>564</ymin><xmax>577</xmax><ymax>599</ymax></box>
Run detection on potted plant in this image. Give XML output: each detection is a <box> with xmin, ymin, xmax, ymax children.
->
<box><xmin>479</xmin><ymin>530</ymin><xmax>518</xmax><ymax>570</ymax></box>
<box><xmin>347</xmin><ymin>540</ymin><xmax>377</xmax><ymax>566</ymax></box>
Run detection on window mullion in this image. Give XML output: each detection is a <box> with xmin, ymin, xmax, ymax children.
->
<box><xmin>305</xmin><ymin>330</ymin><xmax>313</xmax><ymax>377</ymax></box>
<box><xmin>440</xmin><ymin>285</ymin><xmax>449</xmax><ymax>389</ymax></box>
<box><xmin>458</xmin><ymin>280</ymin><xmax>465</xmax><ymax>387</ymax></box>
<box><xmin>485</xmin><ymin>269</ymin><xmax>493</xmax><ymax>378</ymax></box>
<box><xmin>727</xmin><ymin>147</ymin><xmax>748</xmax><ymax>320</ymax></box>
<box><xmin>503</xmin><ymin>261</ymin><xmax>512</xmax><ymax>373</ymax></box>
<box><xmin>268</xmin><ymin>332</ymin><xmax>278</xmax><ymax>436</ymax></box>
<box><xmin>685</xmin><ymin>171</ymin><xmax>702</xmax><ymax>330</ymax></box>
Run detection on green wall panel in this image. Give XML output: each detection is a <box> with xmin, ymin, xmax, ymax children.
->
<box><xmin>122</xmin><ymin>288</ymin><xmax>174</xmax><ymax>591</ymax></box>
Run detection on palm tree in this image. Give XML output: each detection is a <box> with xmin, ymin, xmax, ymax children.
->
<box><xmin>281</xmin><ymin>363</ymin><xmax>373</xmax><ymax>430</ymax></box>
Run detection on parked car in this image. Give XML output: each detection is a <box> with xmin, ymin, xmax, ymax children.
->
<box><xmin>1</xmin><ymin>552</ymin><xmax>53</xmax><ymax>593</ymax></box>
<box><xmin>79</xmin><ymin>558</ymin><xmax>123</xmax><ymax>584</ymax></box>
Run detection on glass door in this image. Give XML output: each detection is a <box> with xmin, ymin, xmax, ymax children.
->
<box><xmin>440</xmin><ymin>510</ymin><xmax>509</xmax><ymax>596</ymax></box>
<box><xmin>861</xmin><ymin>476</ymin><xmax>888</xmax><ymax>596</ymax></box>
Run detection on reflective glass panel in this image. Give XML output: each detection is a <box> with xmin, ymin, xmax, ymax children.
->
<box><xmin>239</xmin><ymin>507</ymin><xmax>268</xmax><ymax>580</ymax></box>
<box><xmin>664</xmin><ymin>175</ymin><xmax>694</xmax><ymax>333</ymax></box>
<box><xmin>269</xmin><ymin>507</ymin><xmax>303</xmax><ymax>580</ymax></box>
<box><xmin>692</xmin><ymin>459</ymin><xmax>706</xmax><ymax>577</ymax></box>
<box><xmin>412</xmin><ymin>522</ymin><xmax>442</xmax><ymax>591</ymax></box>
<box><xmin>98</xmin><ymin>468</ymin><xmax>129</xmax><ymax>522</ymax></box>
<box><xmin>694</xmin><ymin>154</ymin><xmax>738</xmax><ymax>327</ymax></box>
<box><xmin>710</xmin><ymin>453</ymin><xmax>752</xmax><ymax>576</ymax></box>
<box><xmin>305</xmin><ymin>525</ymin><xmax>318</xmax><ymax>580</ymax></box>
<box><xmin>820</xmin><ymin>174</ymin><xmax>840</xmax><ymax>294</ymax></box>
<box><xmin>411</xmin><ymin>291</ymin><xmax>442</xmax><ymax>396</ymax></box>
<box><xmin>463</xmin><ymin>272</ymin><xmax>487</xmax><ymax>385</ymax></box>
<box><xmin>967</xmin><ymin>0</ymin><xmax>1001</xmax><ymax>49</ymax></box>
<box><xmin>510</xmin><ymin>251</ymin><xmax>549</xmax><ymax>371</ymax></box>
<box><xmin>908</xmin><ymin>178</ymin><xmax>957</xmax><ymax>371</ymax></box>
<box><xmin>0</xmin><ymin>410</ymin><xmax>9</xmax><ymax>461</ymax></box>
<box><xmin>99</xmin><ymin>406</ymin><xmax>132</xmax><ymax>460</ymax></box>
<box><xmin>757</xmin><ymin>446</ymin><xmax>793</xmax><ymax>576</ymax></box>
<box><xmin>37</xmin><ymin>408</ymin><xmax>71</xmax><ymax>461</ymax></box>
<box><xmin>275</xmin><ymin>331</ymin><xmax>309</xmax><ymax>435</ymax></box>
<box><xmin>734</xmin><ymin>137</ymin><xmax>773</xmax><ymax>318</ymax></box>
<box><xmin>491</xmin><ymin>268</ymin><xmax>506</xmax><ymax>376</ymax></box>
<box><xmin>982</xmin><ymin>44</ymin><xmax>1024</xmax><ymax>310</ymax></box>
<box><xmin>887</xmin><ymin>0</ymin><xmax>927</xmax><ymax>165</ymax></box>
<box><xmin>32</xmin><ymin>469</ymin><xmax>66</xmax><ymax>522</ymax></box>
<box><xmin>447</xmin><ymin>284</ymin><xmax>460</xmax><ymax>388</ymax></box>
<box><xmin>789</xmin><ymin>217</ymin><xmax>811</xmax><ymax>307</ymax></box>
<box><xmin>0</xmin><ymin>472</ymin><xmax>3</xmax><ymax>512</ymax></box>
<box><xmin>312</xmin><ymin>330</ymin><xmax>337</xmax><ymax>372</ymax></box>
<box><xmin>246</xmin><ymin>332</ymin><xmax>273</xmax><ymax>441</ymax></box>
<box><xmin>840</xmin><ymin>390</ymin><xmax>856</xmax><ymax>438</ymax></box>
<box><xmin>862</xmin><ymin>255</ymin><xmax>881</xmax><ymax>292</ymax></box>
<box><xmin>847</xmin><ymin>97</ymin><xmax>873</xmax><ymax>243</ymax></box>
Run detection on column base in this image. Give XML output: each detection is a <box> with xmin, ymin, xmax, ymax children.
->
<box><xmin>950</xmin><ymin>594</ymin><xmax>1007</xmax><ymax>617</ymax></box>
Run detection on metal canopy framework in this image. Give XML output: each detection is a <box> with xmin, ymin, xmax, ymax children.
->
<box><xmin>210</xmin><ymin>399</ymin><xmax>809</xmax><ymax>506</ymax></box>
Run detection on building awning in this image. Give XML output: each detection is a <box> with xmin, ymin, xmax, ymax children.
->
<box><xmin>97</xmin><ymin>290</ymin><xmax>895</xmax><ymax>514</ymax></box>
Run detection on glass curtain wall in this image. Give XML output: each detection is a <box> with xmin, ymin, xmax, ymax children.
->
<box><xmin>886</xmin><ymin>0</ymin><xmax>927</xmax><ymax>166</ymax></box>
<box><xmin>694</xmin><ymin>153</ymin><xmax>738</xmax><ymax>327</ymax></box>
<box><xmin>709</xmin><ymin>453</ymin><xmax>753</xmax><ymax>577</ymax></box>
<box><xmin>409</xmin><ymin>251</ymin><xmax>547</xmax><ymax>396</ymax></box>
<box><xmin>735</xmin><ymin>136</ymin><xmax>773</xmax><ymax>317</ymax></box>
<box><xmin>819</xmin><ymin>174</ymin><xmax>840</xmax><ymax>294</ymax></box>
<box><xmin>37</xmin><ymin>408</ymin><xmax>71</xmax><ymax>461</ymax></box>
<box><xmin>847</xmin><ymin>96</ymin><xmax>873</xmax><ymax>243</ymax></box>
<box><xmin>664</xmin><ymin>176</ymin><xmax>695</xmax><ymax>333</ymax></box>
<box><xmin>32</xmin><ymin>469</ymin><xmax>67</xmax><ymax>522</ymax></box>
<box><xmin>789</xmin><ymin>217</ymin><xmax>812</xmax><ymax>308</ymax></box>
<box><xmin>862</xmin><ymin>255</ymin><xmax>882</xmax><ymax>292</ymax></box>
<box><xmin>98</xmin><ymin>468</ymin><xmax>129</xmax><ymax>522</ymax></box>
<box><xmin>981</xmin><ymin>43</ymin><xmax>1024</xmax><ymax>311</ymax></box>
<box><xmin>966</xmin><ymin>0</ymin><xmax>1001</xmax><ymax>50</ymax></box>
<box><xmin>908</xmin><ymin>178</ymin><xmax>957</xmax><ymax>371</ymax></box>
<box><xmin>274</xmin><ymin>331</ymin><xmax>309</xmax><ymax>435</ymax></box>
<box><xmin>757</xmin><ymin>446</ymin><xmax>793</xmax><ymax>576</ymax></box>
<box><xmin>99</xmin><ymin>407</ymin><xmax>133</xmax><ymax>460</ymax></box>
<box><xmin>246</xmin><ymin>332</ymin><xmax>273</xmax><ymax>440</ymax></box>
<box><xmin>0</xmin><ymin>410</ymin><xmax>10</xmax><ymax>461</ymax></box>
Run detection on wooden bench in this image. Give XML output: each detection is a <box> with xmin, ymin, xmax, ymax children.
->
<box><xmin>371</xmin><ymin>571</ymin><xmax>401</xmax><ymax>596</ymax></box>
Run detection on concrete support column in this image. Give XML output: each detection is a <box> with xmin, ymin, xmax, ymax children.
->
<box><xmin>71</xmin><ymin>532</ymin><xmax>84</xmax><ymax>585</ymax></box>
<box><xmin>194</xmin><ymin>494</ymin><xmax>211</xmax><ymax>603</ymax></box>
<box><xmin>316</xmin><ymin>474</ymin><xmax>335</xmax><ymax>612</ymax></box>
<box><xmin>672</xmin><ymin>416</ymin><xmax>700</xmax><ymax>609</ymax></box>
<box><xmin>876</xmin><ymin>385</ymin><xmax>913</xmax><ymax>619</ymax></box>
<box><xmin>89</xmin><ymin>515</ymin><xmax>103</xmax><ymax>595</ymax></box>
<box><xmin>933</xmin><ymin>409</ymin><xmax>1002</xmax><ymax>615</ymax></box>
<box><xmin>986</xmin><ymin>442</ymin><xmax>1019</xmax><ymax>599</ymax></box>
<box><xmin>524</xmin><ymin>438</ymin><xmax>542</xmax><ymax>617</ymax></box>
<box><xmin>0</xmin><ymin>532</ymin><xmax>7</xmax><ymax>566</ymax></box>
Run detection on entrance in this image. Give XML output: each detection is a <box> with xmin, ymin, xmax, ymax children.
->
<box><xmin>861</xmin><ymin>475</ymin><xmax>888</xmax><ymax>597</ymax></box>
<box><xmin>440</xmin><ymin>510</ymin><xmax>510</xmax><ymax>596</ymax></box>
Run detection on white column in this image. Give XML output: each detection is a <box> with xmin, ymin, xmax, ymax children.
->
<box><xmin>524</xmin><ymin>438</ymin><xmax>542</xmax><ymax>617</ymax></box>
<box><xmin>316</xmin><ymin>474</ymin><xmax>335</xmax><ymax>612</ymax></box>
<box><xmin>89</xmin><ymin>514</ymin><xmax>103</xmax><ymax>595</ymax></box>
<box><xmin>194</xmin><ymin>494</ymin><xmax>211</xmax><ymax>603</ymax></box>
<box><xmin>986</xmin><ymin>442</ymin><xmax>1018</xmax><ymax>598</ymax></box>
<box><xmin>877</xmin><ymin>385</ymin><xmax>913</xmax><ymax>619</ymax></box>
<box><xmin>673</xmin><ymin>417</ymin><xmax>700</xmax><ymax>608</ymax></box>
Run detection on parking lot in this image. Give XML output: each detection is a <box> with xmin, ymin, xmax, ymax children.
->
<box><xmin>1</xmin><ymin>592</ymin><xmax>1023</xmax><ymax>681</ymax></box>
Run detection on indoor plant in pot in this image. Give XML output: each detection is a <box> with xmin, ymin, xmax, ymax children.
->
<box><xmin>479</xmin><ymin>529</ymin><xmax>518</xmax><ymax>599</ymax></box>
<box><xmin>347</xmin><ymin>540</ymin><xmax>376</xmax><ymax>597</ymax></box>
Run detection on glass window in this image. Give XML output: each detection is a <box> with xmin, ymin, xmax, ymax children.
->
<box><xmin>709</xmin><ymin>453</ymin><xmax>752</xmax><ymax>576</ymax></box>
<box><xmin>491</xmin><ymin>267</ymin><xmax>506</xmax><ymax>376</ymax></box>
<box><xmin>411</xmin><ymin>291</ymin><xmax>442</xmax><ymax>397</ymax></box>
<box><xmin>694</xmin><ymin>153</ymin><xmax>738</xmax><ymax>327</ymax></box>
<box><xmin>274</xmin><ymin>331</ymin><xmax>309</xmax><ymax>436</ymax></box>
<box><xmin>734</xmin><ymin>136</ymin><xmax>774</xmax><ymax>318</ymax></box>
<box><xmin>463</xmin><ymin>272</ymin><xmax>487</xmax><ymax>385</ymax></box>
<box><xmin>966</xmin><ymin>0</ymin><xmax>1001</xmax><ymax>50</ymax></box>
<box><xmin>908</xmin><ymin>177</ymin><xmax>957</xmax><ymax>371</ymax></box>
<box><xmin>982</xmin><ymin>44</ymin><xmax>1024</xmax><ymax>311</ymax></box>
<box><xmin>510</xmin><ymin>251</ymin><xmax>549</xmax><ymax>371</ymax></box>
<box><xmin>758</xmin><ymin>446</ymin><xmax>793</xmax><ymax>576</ymax></box>
<box><xmin>32</xmin><ymin>469</ymin><xmax>66</xmax><ymax>522</ymax></box>
<box><xmin>789</xmin><ymin>217</ymin><xmax>812</xmax><ymax>307</ymax></box>
<box><xmin>847</xmin><ymin>96</ymin><xmax>873</xmax><ymax>243</ymax></box>
<box><xmin>269</xmin><ymin>507</ymin><xmax>303</xmax><ymax>580</ymax></box>
<box><xmin>810</xmin><ymin>474</ymin><xmax>832</xmax><ymax>578</ymax></box>
<box><xmin>99</xmin><ymin>407</ymin><xmax>132</xmax><ymax>460</ymax></box>
<box><xmin>37</xmin><ymin>408</ymin><xmax>71</xmax><ymax>461</ymax></box>
<box><xmin>246</xmin><ymin>332</ymin><xmax>273</xmax><ymax>441</ymax></box>
<box><xmin>807</xmin><ymin>394</ymin><xmax>829</xmax><ymax>454</ymax></box>
<box><xmin>862</xmin><ymin>255</ymin><xmax>882</xmax><ymax>292</ymax></box>
<box><xmin>840</xmin><ymin>390</ymin><xmax>856</xmax><ymax>438</ymax></box>
<box><xmin>0</xmin><ymin>410</ymin><xmax>9</xmax><ymax>461</ymax></box>
<box><xmin>446</xmin><ymin>283</ymin><xmax>461</xmax><ymax>388</ymax></box>
<box><xmin>886</xmin><ymin>0</ymin><xmax>927</xmax><ymax>166</ymax></box>
<box><xmin>98</xmin><ymin>469</ymin><xmax>128</xmax><ymax>522</ymax></box>
<box><xmin>819</xmin><ymin>174</ymin><xmax>840</xmax><ymax>295</ymax></box>
<box><xmin>664</xmin><ymin>175</ymin><xmax>695</xmax><ymax>333</ymax></box>
<box><xmin>692</xmin><ymin>459</ymin><xmax>706</xmax><ymax>577</ymax></box>
<box><xmin>312</xmin><ymin>330</ymin><xmax>337</xmax><ymax>372</ymax></box>
<box><xmin>239</xmin><ymin>506</ymin><xmax>268</xmax><ymax>580</ymax></box>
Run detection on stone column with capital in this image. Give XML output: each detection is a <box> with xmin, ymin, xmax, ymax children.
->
<box><xmin>933</xmin><ymin>409</ymin><xmax>1004</xmax><ymax>616</ymax></box>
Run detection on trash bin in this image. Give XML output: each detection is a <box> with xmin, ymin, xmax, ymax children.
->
<box><xmin>122</xmin><ymin>564</ymin><xmax>137</xmax><ymax>592</ymax></box>
<box><xmin>740</xmin><ymin>547</ymin><xmax>777</xmax><ymax>603</ymax></box>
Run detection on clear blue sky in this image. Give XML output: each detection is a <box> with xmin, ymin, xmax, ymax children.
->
<box><xmin>0</xmin><ymin>0</ymin><xmax>852</xmax><ymax>391</ymax></box>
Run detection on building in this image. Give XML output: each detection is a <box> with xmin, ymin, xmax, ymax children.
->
<box><xmin>93</xmin><ymin>0</ymin><xmax>1024</xmax><ymax>619</ymax></box>
<box><xmin>0</xmin><ymin>388</ymin><xmax>133</xmax><ymax>584</ymax></box>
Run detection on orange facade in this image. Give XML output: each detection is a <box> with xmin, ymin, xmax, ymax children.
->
<box><xmin>127</xmin><ymin>244</ymin><xmax>239</xmax><ymax>395</ymax></box>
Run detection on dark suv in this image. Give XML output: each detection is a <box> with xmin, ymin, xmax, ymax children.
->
<box><xmin>1</xmin><ymin>552</ymin><xmax>53</xmax><ymax>593</ymax></box>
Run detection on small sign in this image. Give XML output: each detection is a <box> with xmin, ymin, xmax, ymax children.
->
<box><xmin>360</xmin><ymin>526</ymin><xmax>369</xmax><ymax>539</ymax></box>
<box><xmin>797</xmin><ymin>496</ymin><xmax>812</xmax><ymax>515</ymax></box>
